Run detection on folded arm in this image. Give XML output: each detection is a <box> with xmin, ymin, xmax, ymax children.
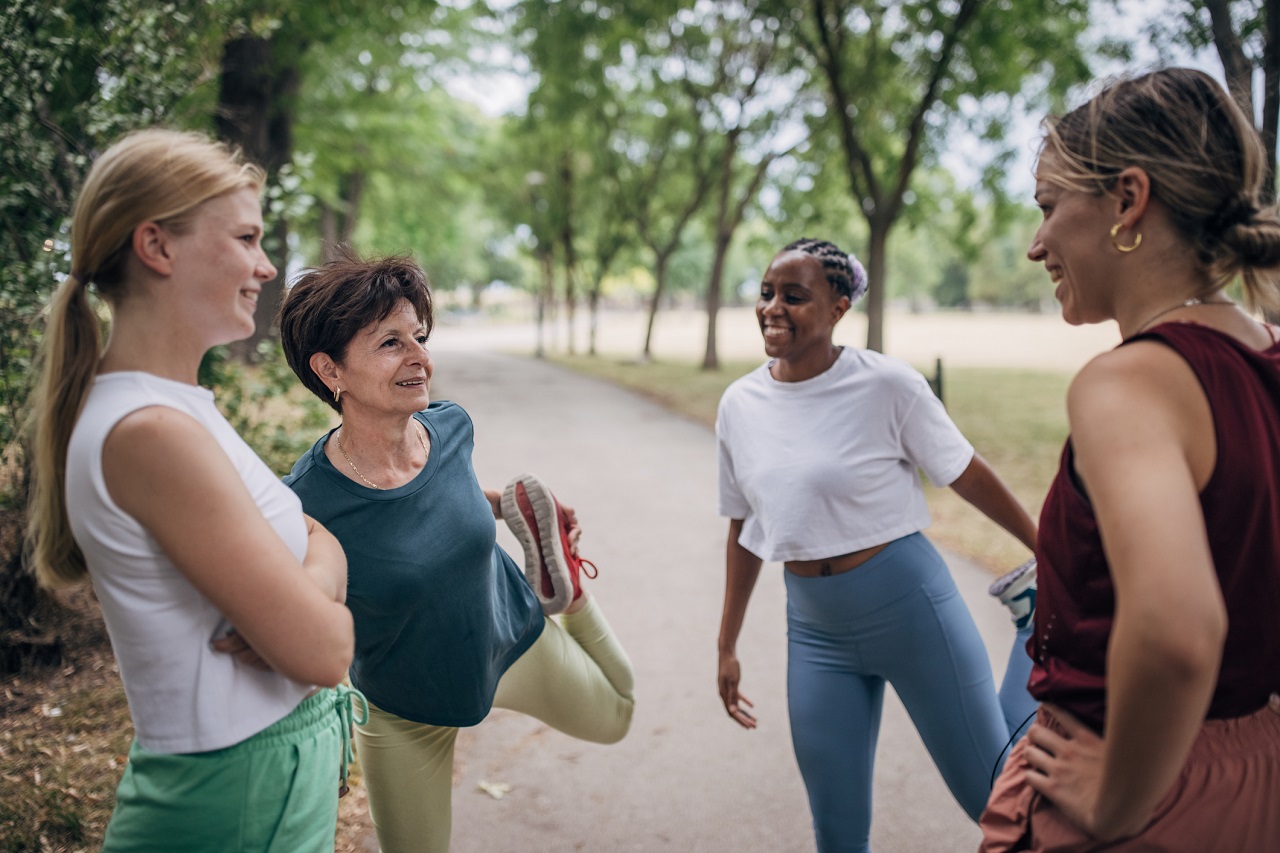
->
<box><xmin>104</xmin><ymin>407</ymin><xmax>354</xmax><ymax>687</ymax></box>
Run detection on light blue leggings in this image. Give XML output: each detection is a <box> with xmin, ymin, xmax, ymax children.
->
<box><xmin>785</xmin><ymin>533</ymin><xmax>1035</xmax><ymax>853</ymax></box>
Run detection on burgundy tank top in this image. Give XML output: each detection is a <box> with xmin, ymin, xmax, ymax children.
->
<box><xmin>1029</xmin><ymin>321</ymin><xmax>1280</xmax><ymax>733</ymax></box>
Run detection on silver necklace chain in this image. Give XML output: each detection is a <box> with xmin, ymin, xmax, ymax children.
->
<box><xmin>336</xmin><ymin>422</ymin><xmax>429</xmax><ymax>490</ymax></box>
<box><xmin>1132</xmin><ymin>297</ymin><xmax>1235</xmax><ymax>337</ymax></box>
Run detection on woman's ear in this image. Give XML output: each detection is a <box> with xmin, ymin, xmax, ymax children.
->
<box><xmin>1111</xmin><ymin>166</ymin><xmax>1152</xmax><ymax>225</ymax></box>
<box><xmin>832</xmin><ymin>294</ymin><xmax>852</xmax><ymax>324</ymax></box>
<box><xmin>309</xmin><ymin>351</ymin><xmax>340</xmax><ymax>393</ymax></box>
<box><xmin>131</xmin><ymin>222</ymin><xmax>175</xmax><ymax>276</ymax></box>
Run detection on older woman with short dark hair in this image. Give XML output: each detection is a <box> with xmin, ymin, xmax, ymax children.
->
<box><xmin>277</xmin><ymin>253</ymin><xmax>634</xmax><ymax>853</ymax></box>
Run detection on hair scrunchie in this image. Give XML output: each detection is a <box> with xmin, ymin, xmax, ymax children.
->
<box><xmin>848</xmin><ymin>255</ymin><xmax>868</xmax><ymax>303</ymax></box>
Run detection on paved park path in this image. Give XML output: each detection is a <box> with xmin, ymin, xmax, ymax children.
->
<box><xmin>358</xmin><ymin>332</ymin><xmax>1024</xmax><ymax>852</ymax></box>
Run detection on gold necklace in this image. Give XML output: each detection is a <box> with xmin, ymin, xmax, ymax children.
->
<box><xmin>336</xmin><ymin>422</ymin><xmax>429</xmax><ymax>490</ymax></box>
<box><xmin>1131</xmin><ymin>297</ymin><xmax>1235</xmax><ymax>337</ymax></box>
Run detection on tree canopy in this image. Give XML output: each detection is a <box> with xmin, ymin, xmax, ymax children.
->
<box><xmin>3</xmin><ymin>0</ymin><xmax>1120</xmax><ymax>643</ymax></box>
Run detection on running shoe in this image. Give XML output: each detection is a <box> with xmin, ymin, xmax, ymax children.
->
<box><xmin>501</xmin><ymin>473</ymin><xmax>597</xmax><ymax>615</ymax></box>
<box><xmin>989</xmin><ymin>557</ymin><xmax>1037</xmax><ymax>631</ymax></box>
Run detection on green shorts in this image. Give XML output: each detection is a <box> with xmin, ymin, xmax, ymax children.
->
<box><xmin>102</xmin><ymin>685</ymin><xmax>367</xmax><ymax>852</ymax></box>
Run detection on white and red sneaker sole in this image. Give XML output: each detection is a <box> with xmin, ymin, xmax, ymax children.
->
<box><xmin>502</xmin><ymin>473</ymin><xmax>575</xmax><ymax>615</ymax></box>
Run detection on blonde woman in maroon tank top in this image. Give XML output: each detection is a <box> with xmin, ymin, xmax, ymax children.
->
<box><xmin>980</xmin><ymin>68</ymin><xmax>1280</xmax><ymax>852</ymax></box>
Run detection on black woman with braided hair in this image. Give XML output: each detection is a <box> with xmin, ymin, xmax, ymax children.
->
<box><xmin>715</xmin><ymin>237</ymin><xmax>1040</xmax><ymax>852</ymax></box>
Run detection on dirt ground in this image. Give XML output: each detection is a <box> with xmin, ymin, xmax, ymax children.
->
<box><xmin>0</xmin><ymin>586</ymin><xmax>376</xmax><ymax>852</ymax></box>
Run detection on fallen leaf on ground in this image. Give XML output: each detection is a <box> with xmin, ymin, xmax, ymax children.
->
<box><xmin>476</xmin><ymin>780</ymin><xmax>511</xmax><ymax>800</ymax></box>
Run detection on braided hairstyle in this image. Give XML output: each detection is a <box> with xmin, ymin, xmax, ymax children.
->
<box><xmin>782</xmin><ymin>238</ymin><xmax>868</xmax><ymax>303</ymax></box>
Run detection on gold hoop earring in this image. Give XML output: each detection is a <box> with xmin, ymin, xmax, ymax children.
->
<box><xmin>334</xmin><ymin>387</ymin><xmax>342</xmax><ymax>404</ymax></box>
<box><xmin>1110</xmin><ymin>222</ymin><xmax>1142</xmax><ymax>253</ymax></box>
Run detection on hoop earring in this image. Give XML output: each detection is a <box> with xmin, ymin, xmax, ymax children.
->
<box><xmin>1110</xmin><ymin>222</ymin><xmax>1142</xmax><ymax>253</ymax></box>
<box><xmin>334</xmin><ymin>387</ymin><xmax>342</xmax><ymax>404</ymax></box>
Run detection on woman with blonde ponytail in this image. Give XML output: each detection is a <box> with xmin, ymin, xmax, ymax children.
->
<box><xmin>24</xmin><ymin>128</ymin><xmax>358</xmax><ymax>852</ymax></box>
<box><xmin>981</xmin><ymin>68</ymin><xmax>1280</xmax><ymax>850</ymax></box>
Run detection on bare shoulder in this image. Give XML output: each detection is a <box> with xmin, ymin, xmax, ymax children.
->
<box><xmin>102</xmin><ymin>406</ymin><xmax>235</xmax><ymax>513</ymax></box>
<box><xmin>1068</xmin><ymin>342</ymin><xmax>1211</xmax><ymax>477</ymax></box>
<box><xmin>1068</xmin><ymin>341</ymin><xmax>1201</xmax><ymax>424</ymax></box>
<box><xmin>109</xmin><ymin>404</ymin><xmax>209</xmax><ymax>442</ymax></box>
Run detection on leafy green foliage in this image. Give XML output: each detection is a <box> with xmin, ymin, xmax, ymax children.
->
<box><xmin>766</xmin><ymin>0</ymin><xmax>1092</xmax><ymax>349</ymax></box>
<box><xmin>1147</xmin><ymin>0</ymin><xmax>1279</xmax><ymax>208</ymax></box>
<box><xmin>934</xmin><ymin>258</ymin><xmax>972</xmax><ymax>308</ymax></box>
<box><xmin>0</xmin><ymin>0</ymin><xmax>234</xmax><ymax>582</ymax></box>
<box><xmin>967</xmin><ymin>207</ymin><xmax>1050</xmax><ymax>309</ymax></box>
<box><xmin>285</xmin><ymin>2</ymin><xmax>522</xmax><ymax>292</ymax></box>
<box><xmin>199</xmin><ymin>342</ymin><xmax>332</xmax><ymax>477</ymax></box>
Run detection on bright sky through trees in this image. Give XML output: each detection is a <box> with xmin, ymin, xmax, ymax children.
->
<box><xmin>941</xmin><ymin>0</ymin><xmax>1219</xmax><ymax>195</ymax></box>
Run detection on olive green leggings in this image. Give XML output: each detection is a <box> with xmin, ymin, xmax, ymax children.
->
<box><xmin>355</xmin><ymin>597</ymin><xmax>635</xmax><ymax>853</ymax></box>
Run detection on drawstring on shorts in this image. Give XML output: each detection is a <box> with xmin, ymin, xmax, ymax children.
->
<box><xmin>334</xmin><ymin>684</ymin><xmax>369</xmax><ymax>796</ymax></box>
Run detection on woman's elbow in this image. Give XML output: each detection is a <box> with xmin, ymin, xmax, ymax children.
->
<box><xmin>282</xmin><ymin>608</ymin><xmax>355</xmax><ymax>687</ymax></box>
<box><xmin>1151</xmin><ymin>603</ymin><xmax>1227</xmax><ymax>682</ymax></box>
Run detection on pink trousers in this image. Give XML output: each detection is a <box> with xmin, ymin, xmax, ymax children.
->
<box><xmin>979</xmin><ymin>699</ymin><xmax>1280</xmax><ymax>852</ymax></box>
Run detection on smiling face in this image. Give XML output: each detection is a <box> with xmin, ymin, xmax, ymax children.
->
<box><xmin>756</xmin><ymin>250</ymin><xmax>850</xmax><ymax>364</ymax></box>
<box><xmin>332</xmin><ymin>299</ymin><xmax>433</xmax><ymax>417</ymax></box>
<box><xmin>169</xmin><ymin>188</ymin><xmax>276</xmax><ymax>346</ymax></box>
<box><xmin>1028</xmin><ymin>155</ymin><xmax>1118</xmax><ymax>326</ymax></box>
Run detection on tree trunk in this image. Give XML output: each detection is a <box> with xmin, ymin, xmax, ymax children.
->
<box><xmin>559</xmin><ymin>155</ymin><xmax>578</xmax><ymax>356</ymax></box>
<box><xmin>642</xmin><ymin>252</ymin><xmax>670</xmax><ymax>361</ymax></box>
<box><xmin>702</xmin><ymin>137</ymin><xmax>773</xmax><ymax>371</ymax></box>
<box><xmin>1205</xmin><ymin>0</ymin><xmax>1255</xmax><ymax>119</ymax></box>
<box><xmin>339</xmin><ymin>169</ymin><xmax>365</xmax><ymax>246</ymax></box>
<box><xmin>215</xmin><ymin>35</ymin><xmax>298</xmax><ymax>360</ymax></box>
<box><xmin>1262</xmin><ymin>0</ymin><xmax>1280</xmax><ymax>204</ymax></box>
<box><xmin>703</xmin><ymin>230</ymin><xmax>731</xmax><ymax>371</ymax></box>
<box><xmin>319</xmin><ymin>170</ymin><xmax>366</xmax><ymax>262</ymax></box>
<box><xmin>319</xmin><ymin>202</ymin><xmax>339</xmax><ymax>262</ymax></box>
<box><xmin>865</xmin><ymin>221</ymin><xmax>890</xmax><ymax>353</ymax></box>
<box><xmin>1204</xmin><ymin>0</ymin><xmax>1280</xmax><ymax>322</ymax></box>
<box><xmin>562</xmin><ymin>258</ymin><xmax>577</xmax><ymax>355</ymax></box>
<box><xmin>588</xmin><ymin>278</ymin><xmax>602</xmax><ymax>356</ymax></box>
<box><xmin>535</xmin><ymin>251</ymin><xmax>554</xmax><ymax>358</ymax></box>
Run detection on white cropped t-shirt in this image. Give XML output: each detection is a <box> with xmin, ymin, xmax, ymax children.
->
<box><xmin>716</xmin><ymin>348</ymin><xmax>973</xmax><ymax>562</ymax></box>
<box><xmin>66</xmin><ymin>372</ymin><xmax>312</xmax><ymax>753</ymax></box>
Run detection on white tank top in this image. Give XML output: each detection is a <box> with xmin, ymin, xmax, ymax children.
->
<box><xmin>66</xmin><ymin>371</ymin><xmax>312</xmax><ymax>753</ymax></box>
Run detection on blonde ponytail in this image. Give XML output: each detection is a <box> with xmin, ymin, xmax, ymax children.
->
<box><xmin>25</xmin><ymin>272</ymin><xmax>100</xmax><ymax>586</ymax></box>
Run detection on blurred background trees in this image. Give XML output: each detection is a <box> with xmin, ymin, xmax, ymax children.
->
<box><xmin>0</xmin><ymin>0</ymin><xmax>1260</xmax><ymax>644</ymax></box>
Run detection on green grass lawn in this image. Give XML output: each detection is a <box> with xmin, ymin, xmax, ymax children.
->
<box><xmin>548</xmin><ymin>353</ymin><xmax>1072</xmax><ymax>573</ymax></box>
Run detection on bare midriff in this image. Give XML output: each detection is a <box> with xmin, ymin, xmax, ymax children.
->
<box><xmin>784</xmin><ymin>542</ymin><xmax>891</xmax><ymax>578</ymax></box>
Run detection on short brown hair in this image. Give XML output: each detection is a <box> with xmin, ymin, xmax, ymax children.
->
<box><xmin>278</xmin><ymin>252</ymin><xmax>433</xmax><ymax>412</ymax></box>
